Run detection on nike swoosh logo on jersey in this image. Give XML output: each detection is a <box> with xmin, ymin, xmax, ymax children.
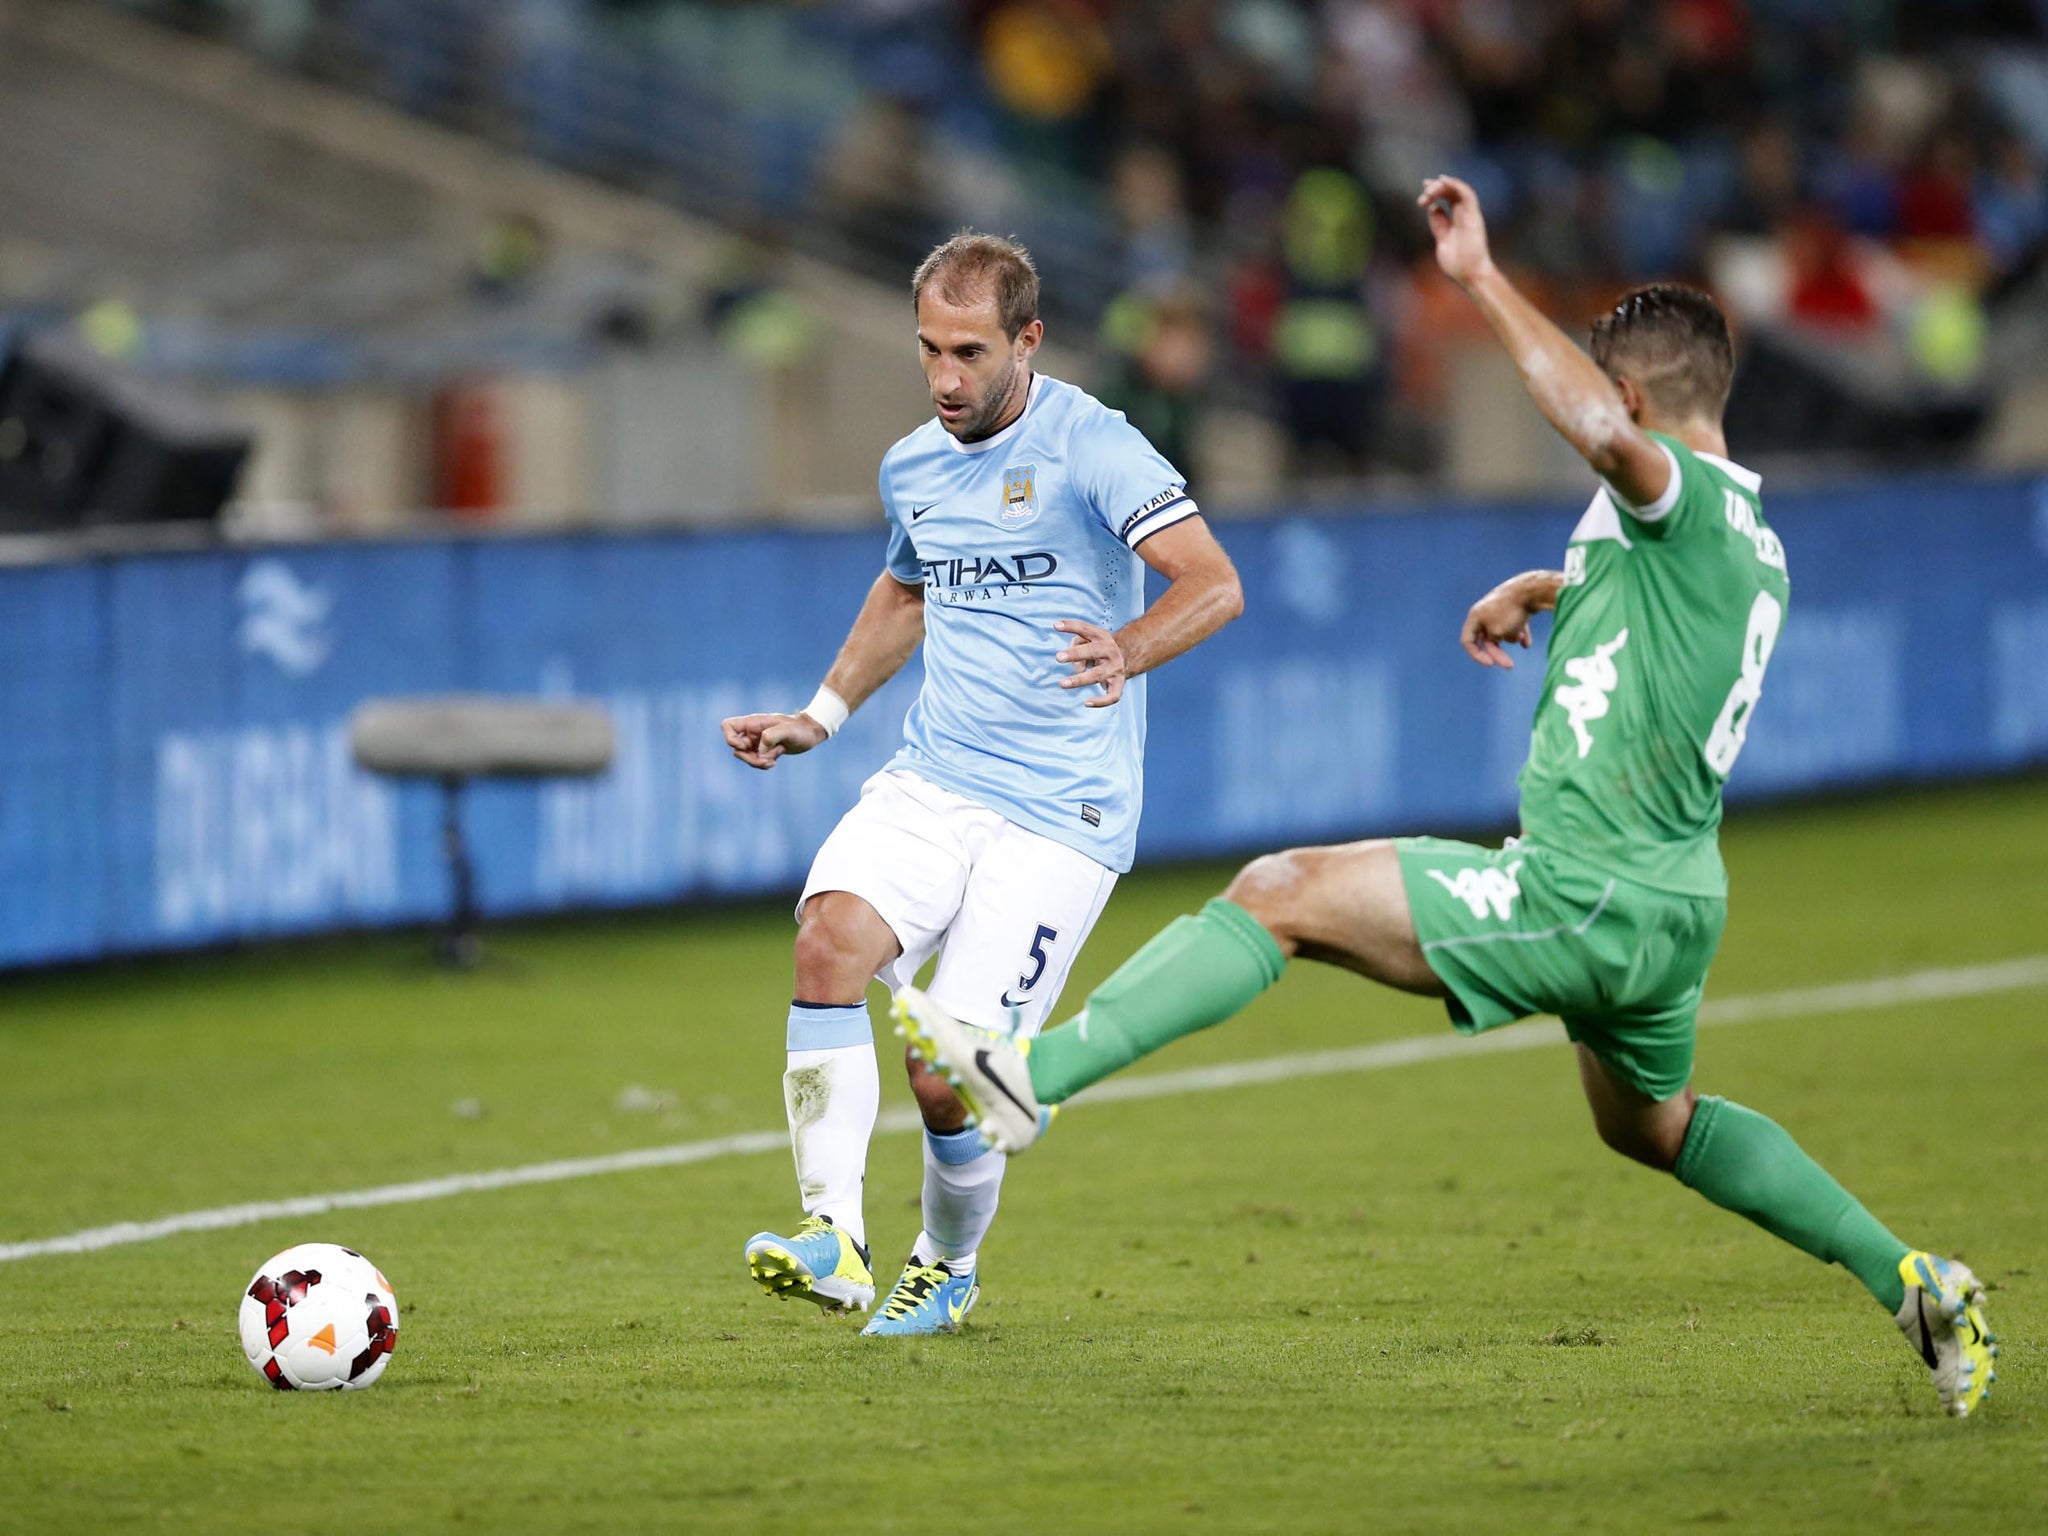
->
<box><xmin>999</xmin><ymin>989</ymin><xmax>1029</xmax><ymax>1008</ymax></box>
<box><xmin>975</xmin><ymin>1049</ymin><xmax>1037</xmax><ymax>1122</ymax></box>
<box><xmin>911</xmin><ymin>503</ymin><xmax>938</xmax><ymax>520</ymax></box>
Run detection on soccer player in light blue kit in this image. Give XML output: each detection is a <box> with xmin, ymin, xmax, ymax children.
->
<box><xmin>721</xmin><ymin>234</ymin><xmax>1242</xmax><ymax>1334</ymax></box>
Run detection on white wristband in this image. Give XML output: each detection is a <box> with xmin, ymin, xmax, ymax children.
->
<box><xmin>802</xmin><ymin>685</ymin><xmax>850</xmax><ymax>738</ymax></box>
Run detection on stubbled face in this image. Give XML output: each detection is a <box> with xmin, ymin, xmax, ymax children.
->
<box><xmin>917</xmin><ymin>287</ymin><xmax>1042</xmax><ymax>441</ymax></box>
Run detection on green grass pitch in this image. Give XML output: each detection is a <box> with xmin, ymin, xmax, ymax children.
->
<box><xmin>2</xmin><ymin>780</ymin><xmax>2043</xmax><ymax>1533</ymax></box>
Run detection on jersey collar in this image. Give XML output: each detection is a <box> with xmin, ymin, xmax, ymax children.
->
<box><xmin>943</xmin><ymin>372</ymin><xmax>1043</xmax><ymax>456</ymax></box>
<box><xmin>1695</xmin><ymin>450</ymin><xmax>1762</xmax><ymax>492</ymax></box>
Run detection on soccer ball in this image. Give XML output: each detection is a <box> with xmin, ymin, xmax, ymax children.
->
<box><xmin>238</xmin><ymin>1243</ymin><xmax>400</xmax><ymax>1391</ymax></box>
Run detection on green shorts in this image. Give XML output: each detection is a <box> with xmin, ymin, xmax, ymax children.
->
<box><xmin>1394</xmin><ymin>836</ymin><xmax>1726</xmax><ymax>1102</ymax></box>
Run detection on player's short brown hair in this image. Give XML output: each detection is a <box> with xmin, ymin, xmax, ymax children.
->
<box><xmin>912</xmin><ymin>233</ymin><xmax>1040</xmax><ymax>339</ymax></box>
<box><xmin>1589</xmin><ymin>283</ymin><xmax>1735</xmax><ymax>422</ymax></box>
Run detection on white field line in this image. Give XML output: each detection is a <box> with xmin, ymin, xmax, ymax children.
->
<box><xmin>5</xmin><ymin>954</ymin><xmax>2045</xmax><ymax>1265</ymax></box>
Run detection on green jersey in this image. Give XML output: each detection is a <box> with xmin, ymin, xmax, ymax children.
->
<box><xmin>1517</xmin><ymin>432</ymin><xmax>1791</xmax><ymax>897</ymax></box>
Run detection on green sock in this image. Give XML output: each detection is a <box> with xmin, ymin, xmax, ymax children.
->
<box><xmin>1674</xmin><ymin>1095</ymin><xmax>1910</xmax><ymax>1313</ymax></box>
<box><xmin>1028</xmin><ymin>898</ymin><xmax>1286</xmax><ymax>1105</ymax></box>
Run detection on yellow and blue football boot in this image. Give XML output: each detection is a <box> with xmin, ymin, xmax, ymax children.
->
<box><xmin>860</xmin><ymin>1257</ymin><xmax>979</xmax><ymax>1337</ymax></box>
<box><xmin>1895</xmin><ymin>1250</ymin><xmax>1998</xmax><ymax>1417</ymax></box>
<box><xmin>744</xmin><ymin>1215</ymin><xmax>875</xmax><ymax>1315</ymax></box>
<box><xmin>893</xmin><ymin>986</ymin><xmax>1051</xmax><ymax>1154</ymax></box>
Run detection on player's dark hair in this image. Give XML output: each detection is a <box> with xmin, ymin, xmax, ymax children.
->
<box><xmin>1588</xmin><ymin>283</ymin><xmax>1735</xmax><ymax>422</ymax></box>
<box><xmin>912</xmin><ymin>232</ymin><xmax>1040</xmax><ymax>339</ymax></box>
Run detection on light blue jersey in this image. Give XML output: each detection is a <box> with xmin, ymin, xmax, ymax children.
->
<box><xmin>879</xmin><ymin>373</ymin><xmax>1197</xmax><ymax>872</ymax></box>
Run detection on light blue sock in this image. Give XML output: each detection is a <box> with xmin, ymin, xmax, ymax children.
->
<box><xmin>785</xmin><ymin>1001</ymin><xmax>872</xmax><ymax>1051</ymax></box>
<box><xmin>925</xmin><ymin>1126</ymin><xmax>986</xmax><ymax>1166</ymax></box>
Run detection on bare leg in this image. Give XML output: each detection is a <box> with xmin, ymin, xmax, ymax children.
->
<box><xmin>985</xmin><ymin>839</ymin><xmax>1453</xmax><ymax>1112</ymax></box>
<box><xmin>793</xmin><ymin>889</ymin><xmax>900</xmax><ymax>1003</ymax></box>
<box><xmin>773</xmin><ymin>891</ymin><xmax>902</xmax><ymax>1247</ymax></box>
<box><xmin>1573</xmin><ymin>1043</ymin><xmax>1697</xmax><ymax>1170</ymax></box>
<box><xmin>795</xmin><ymin>890</ymin><xmax>969</xmax><ymax>1132</ymax></box>
<box><xmin>1224</xmin><ymin>839</ymin><xmax>1450</xmax><ymax>997</ymax></box>
<box><xmin>1570</xmin><ymin>1041</ymin><xmax>1950</xmax><ymax>1391</ymax></box>
<box><xmin>906</xmin><ymin>1043</ymin><xmax>970</xmax><ymax>1131</ymax></box>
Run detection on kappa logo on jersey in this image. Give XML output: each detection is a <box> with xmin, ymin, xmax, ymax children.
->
<box><xmin>1553</xmin><ymin>627</ymin><xmax>1630</xmax><ymax>758</ymax></box>
<box><xmin>1000</xmin><ymin>464</ymin><xmax>1039</xmax><ymax>527</ymax></box>
<box><xmin>919</xmin><ymin>549</ymin><xmax>1058</xmax><ymax>601</ymax></box>
<box><xmin>1427</xmin><ymin>859</ymin><xmax>1525</xmax><ymax>921</ymax></box>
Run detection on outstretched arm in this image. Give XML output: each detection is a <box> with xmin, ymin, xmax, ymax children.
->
<box><xmin>1461</xmin><ymin>568</ymin><xmax>1566</xmax><ymax>669</ymax></box>
<box><xmin>722</xmin><ymin>571</ymin><xmax>925</xmax><ymax>769</ymax></box>
<box><xmin>1418</xmin><ymin>175</ymin><xmax>1671</xmax><ymax>509</ymax></box>
<box><xmin>1056</xmin><ymin>516</ymin><xmax>1243</xmax><ymax>708</ymax></box>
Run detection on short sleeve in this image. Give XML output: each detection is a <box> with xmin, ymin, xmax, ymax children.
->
<box><xmin>880</xmin><ymin>456</ymin><xmax>924</xmax><ymax>585</ymax></box>
<box><xmin>1603</xmin><ymin>435</ymin><xmax>1687</xmax><ymax>539</ymax></box>
<box><xmin>1072</xmin><ymin>409</ymin><xmax>1199</xmax><ymax>550</ymax></box>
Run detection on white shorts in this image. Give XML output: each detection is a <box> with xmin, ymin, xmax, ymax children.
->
<box><xmin>798</xmin><ymin>769</ymin><xmax>1117</xmax><ymax>1034</ymax></box>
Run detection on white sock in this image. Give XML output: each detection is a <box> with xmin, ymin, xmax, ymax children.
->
<box><xmin>783</xmin><ymin>1043</ymin><xmax>878</xmax><ymax>1251</ymax></box>
<box><xmin>916</xmin><ymin>1126</ymin><xmax>1003</xmax><ymax>1272</ymax></box>
<box><xmin>909</xmin><ymin>1239</ymin><xmax>977</xmax><ymax>1276</ymax></box>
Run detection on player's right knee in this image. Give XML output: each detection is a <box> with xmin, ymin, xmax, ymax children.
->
<box><xmin>1224</xmin><ymin>849</ymin><xmax>1315</xmax><ymax>938</ymax></box>
<box><xmin>793</xmin><ymin>898</ymin><xmax>878</xmax><ymax>996</ymax></box>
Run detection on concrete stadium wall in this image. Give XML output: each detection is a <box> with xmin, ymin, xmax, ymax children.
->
<box><xmin>2</xmin><ymin>473</ymin><xmax>2045</xmax><ymax>968</ymax></box>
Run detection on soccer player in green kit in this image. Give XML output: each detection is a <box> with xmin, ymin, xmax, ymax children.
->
<box><xmin>895</xmin><ymin>174</ymin><xmax>1998</xmax><ymax>1416</ymax></box>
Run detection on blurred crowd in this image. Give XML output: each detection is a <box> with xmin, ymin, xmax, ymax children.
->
<box><xmin>801</xmin><ymin>0</ymin><xmax>2048</xmax><ymax>474</ymax></box>
<box><xmin>76</xmin><ymin>0</ymin><xmax>2048</xmax><ymax>482</ymax></box>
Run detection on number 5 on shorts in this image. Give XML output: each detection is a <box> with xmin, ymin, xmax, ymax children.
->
<box><xmin>1001</xmin><ymin>924</ymin><xmax>1060</xmax><ymax>1009</ymax></box>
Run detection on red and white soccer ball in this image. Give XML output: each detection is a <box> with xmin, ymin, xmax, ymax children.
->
<box><xmin>238</xmin><ymin>1243</ymin><xmax>400</xmax><ymax>1391</ymax></box>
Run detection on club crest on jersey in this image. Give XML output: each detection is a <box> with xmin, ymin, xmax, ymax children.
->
<box><xmin>999</xmin><ymin>464</ymin><xmax>1039</xmax><ymax>527</ymax></box>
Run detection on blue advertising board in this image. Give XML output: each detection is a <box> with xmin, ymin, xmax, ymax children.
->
<box><xmin>2</xmin><ymin>471</ymin><xmax>2044</xmax><ymax>968</ymax></box>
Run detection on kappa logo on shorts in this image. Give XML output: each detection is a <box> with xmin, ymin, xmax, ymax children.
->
<box><xmin>1426</xmin><ymin>859</ymin><xmax>1525</xmax><ymax>922</ymax></box>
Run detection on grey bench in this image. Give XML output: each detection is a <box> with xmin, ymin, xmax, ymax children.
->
<box><xmin>349</xmin><ymin>696</ymin><xmax>614</xmax><ymax>966</ymax></box>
